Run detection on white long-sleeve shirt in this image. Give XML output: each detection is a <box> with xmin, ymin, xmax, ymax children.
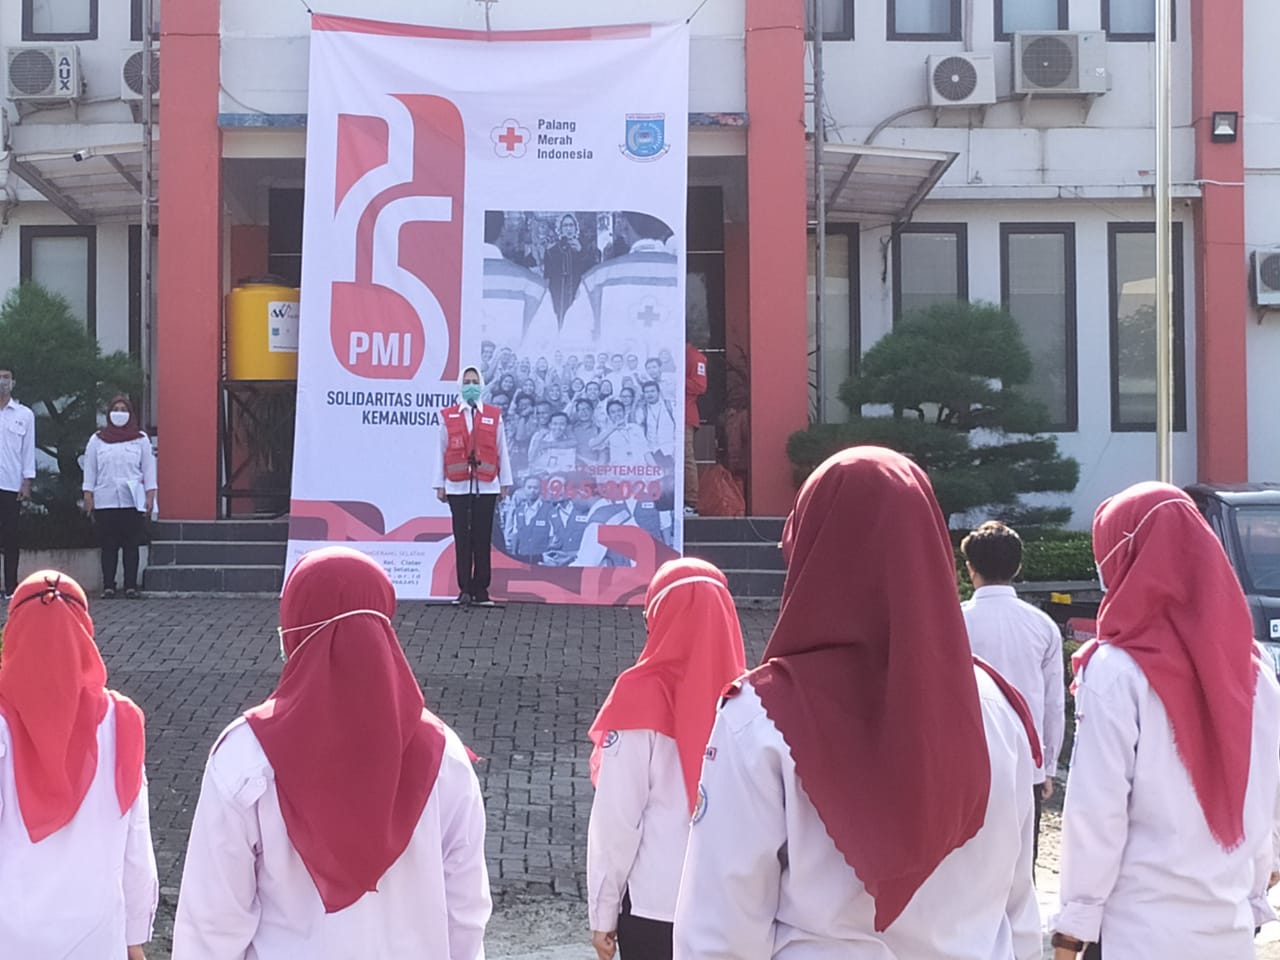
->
<box><xmin>587</xmin><ymin>730</ymin><xmax>690</xmax><ymax>931</ymax></box>
<box><xmin>673</xmin><ymin>674</ymin><xmax>1040</xmax><ymax>960</ymax></box>
<box><xmin>1056</xmin><ymin>645</ymin><xmax>1280</xmax><ymax>956</ymax></box>
<box><xmin>963</xmin><ymin>585</ymin><xmax>1066</xmax><ymax>782</ymax></box>
<box><xmin>0</xmin><ymin>702</ymin><xmax>158</xmax><ymax>956</ymax></box>
<box><xmin>434</xmin><ymin>401</ymin><xmax>514</xmax><ymax>496</ymax></box>
<box><xmin>0</xmin><ymin>399</ymin><xmax>36</xmax><ymax>492</ymax></box>
<box><xmin>82</xmin><ymin>433</ymin><xmax>158</xmax><ymax>510</ymax></box>
<box><xmin>172</xmin><ymin>716</ymin><xmax>491</xmax><ymax>960</ymax></box>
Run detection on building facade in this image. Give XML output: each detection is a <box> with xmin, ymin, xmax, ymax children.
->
<box><xmin>0</xmin><ymin>0</ymin><xmax>1271</xmax><ymax>526</ymax></box>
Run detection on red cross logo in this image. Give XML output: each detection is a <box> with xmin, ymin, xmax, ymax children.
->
<box><xmin>491</xmin><ymin>119</ymin><xmax>530</xmax><ymax>159</ymax></box>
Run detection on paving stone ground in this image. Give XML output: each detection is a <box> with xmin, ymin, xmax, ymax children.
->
<box><xmin>79</xmin><ymin>597</ymin><xmax>777</xmax><ymax>901</ymax></box>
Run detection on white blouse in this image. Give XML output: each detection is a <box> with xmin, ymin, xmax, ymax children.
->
<box><xmin>0</xmin><ymin>702</ymin><xmax>158</xmax><ymax>957</ymax></box>
<box><xmin>82</xmin><ymin>433</ymin><xmax>157</xmax><ymax>511</ymax></box>
<box><xmin>1056</xmin><ymin>645</ymin><xmax>1280</xmax><ymax>957</ymax></box>
<box><xmin>172</xmin><ymin>716</ymin><xmax>491</xmax><ymax>960</ymax></box>
<box><xmin>674</xmin><ymin>673</ymin><xmax>1040</xmax><ymax>960</ymax></box>
<box><xmin>587</xmin><ymin>729</ymin><xmax>691</xmax><ymax>930</ymax></box>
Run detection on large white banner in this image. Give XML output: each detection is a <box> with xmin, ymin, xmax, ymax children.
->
<box><xmin>287</xmin><ymin>16</ymin><xmax>690</xmax><ymax>604</ymax></box>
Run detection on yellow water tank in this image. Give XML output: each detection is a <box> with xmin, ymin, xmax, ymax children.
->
<box><xmin>225</xmin><ymin>278</ymin><xmax>300</xmax><ymax>381</ymax></box>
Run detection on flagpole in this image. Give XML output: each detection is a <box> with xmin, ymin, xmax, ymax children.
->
<box><xmin>1154</xmin><ymin>0</ymin><xmax>1173</xmax><ymax>482</ymax></box>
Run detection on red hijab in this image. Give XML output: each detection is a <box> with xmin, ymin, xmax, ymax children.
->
<box><xmin>245</xmin><ymin>547</ymin><xmax>446</xmax><ymax>913</ymax></box>
<box><xmin>0</xmin><ymin>571</ymin><xmax>145</xmax><ymax>842</ymax></box>
<box><xmin>1078</xmin><ymin>482</ymin><xmax>1256</xmax><ymax>849</ymax></box>
<box><xmin>588</xmin><ymin>558</ymin><xmax>746</xmax><ymax>812</ymax></box>
<box><xmin>750</xmin><ymin>447</ymin><xmax>991</xmax><ymax>931</ymax></box>
<box><xmin>97</xmin><ymin>395</ymin><xmax>145</xmax><ymax>444</ymax></box>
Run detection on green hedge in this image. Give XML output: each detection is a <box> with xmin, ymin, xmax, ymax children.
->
<box><xmin>954</xmin><ymin>530</ymin><xmax>1096</xmax><ymax>595</ymax></box>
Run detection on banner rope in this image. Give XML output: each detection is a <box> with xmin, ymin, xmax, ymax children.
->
<box><xmin>686</xmin><ymin>0</ymin><xmax>714</xmax><ymax>23</ymax></box>
<box><xmin>297</xmin><ymin>0</ymin><xmax>314</xmax><ymax>13</ymax></box>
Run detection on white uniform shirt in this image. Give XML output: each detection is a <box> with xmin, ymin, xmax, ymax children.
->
<box><xmin>0</xmin><ymin>399</ymin><xmax>36</xmax><ymax>493</ymax></box>
<box><xmin>0</xmin><ymin>703</ymin><xmax>158</xmax><ymax>956</ymax></box>
<box><xmin>82</xmin><ymin>434</ymin><xmax>158</xmax><ymax>511</ymax></box>
<box><xmin>588</xmin><ymin>730</ymin><xmax>691</xmax><ymax>930</ymax></box>
<box><xmin>1056</xmin><ymin>646</ymin><xmax>1280</xmax><ymax>956</ymax></box>
<box><xmin>434</xmin><ymin>401</ymin><xmax>514</xmax><ymax>496</ymax></box>
<box><xmin>172</xmin><ymin>717</ymin><xmax>491</xmax><ymax>960</ymax></box>
<box><xmin>674</xmin><ymin>674</ymin><xmax>1040</xmax><ymax>960</ymax></box>
<box><xmin>962</xmin><ymin>585</ymin><xmax>1066</xmax><ymax>782</ymax></box>
<box><xmin>481</xmin><ymin>244</ymin><xmax>560</xmax><ymax>354</ymax></box>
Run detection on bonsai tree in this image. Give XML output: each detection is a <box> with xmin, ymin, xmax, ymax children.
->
<box><xmin>788</xmin><ymin>300</ymin><xmax>1080</xmax><ymax>525</ymax></box>
<box><xmin>0</xmin><ymin>283</ymin><xmax>144</xmax><ymax>514</ymax></box>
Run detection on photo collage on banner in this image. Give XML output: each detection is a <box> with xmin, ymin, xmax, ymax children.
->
<box><xmin>286</xmin><ymin>17</ymin><xmax>690</xmax><ymax>604</ymax></box>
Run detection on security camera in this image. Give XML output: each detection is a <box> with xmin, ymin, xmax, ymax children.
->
<box><xmin>72</xmin><ymin>149</ymin><xmax>89</xmax><ymax>162</ymax></box>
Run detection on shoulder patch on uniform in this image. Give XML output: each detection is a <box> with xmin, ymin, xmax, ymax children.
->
<box><xmin>704</xmin><ymin>746</ymin><xmax>717</xmax><ymax>762</ymax></box>
<box><xmin>602</xmin><ymin>730</ymin><xmax>620</xmax><ymax>749</ymax></box>
<box><xmin>692</xmin><ymin>783</ymin><xmax>708</xmax><ymax>824</ymax></box>
<box><xmin>718</xmin><ymin>678</ymin><xmax>744</xmax><ymax>709</ymax></box>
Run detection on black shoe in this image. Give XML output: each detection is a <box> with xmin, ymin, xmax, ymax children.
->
<box><xmin>125</xmin><ymin>588</ymin><xmax>141</xmax><ymax>600</ymax></box>
<box><xmin>101</xmin><ymin>588</ymin><xmax>117</xmax><ymax>600</ymax></box>
<box><xmin>472</xmin><ymin>593</ymin><xmax>496</xmax><ymax>607</ymax></box>
<box><xmin>452</xmin><ymin>592</ymin><xmax>472</xmax><ymax>606</ymax></box>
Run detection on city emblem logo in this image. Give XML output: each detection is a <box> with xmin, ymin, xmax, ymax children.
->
<box><xmin>621</xmin><ymin>114</ymin><xmax>669</xmax><ymax>162</ymax></box>
<box><xmin>692</xmin><ymin>784</ymin><xmax>708</xmax><ymax>824</ymax></box>
<box><xmin>603</xmin><ymin>730</ymin><xmax>619</xmax><ymax>749</ymax></box>
<box><xmin>491</xmin><ymin>120</ymin><xmax>530</xmax><ymax>158</ymax></box>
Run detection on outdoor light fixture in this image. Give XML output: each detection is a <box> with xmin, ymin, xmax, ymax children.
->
<box><xmin>1211</xmin><ymin>111</ymin><xmax>1239</xmax><ymax>143</ymax></box>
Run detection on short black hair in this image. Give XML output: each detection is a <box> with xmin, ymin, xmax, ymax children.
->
<box><xmin>621</xmin><ymin>211</ymin><xmax>672</xmax><ymax>242</ymax></box>
<box><xmin>961</xmin><ymin>521</ymin><xmax>1023</xmax><ymax>583</ymax></box>
<box><xmin>607</xmin><ymin>399</ymin><xmax>625</xmax><ymax>414</ymax></box>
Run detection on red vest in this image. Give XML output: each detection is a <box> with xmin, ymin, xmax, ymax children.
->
<box><xmin>443</xmin><ymin>404</ymin><xmax>501</xmax><ymax>483</ymax></box>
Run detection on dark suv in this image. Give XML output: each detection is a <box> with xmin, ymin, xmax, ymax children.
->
<box><xmin>1186</xmin><ymin>483</ymin><xmax>1280</xmax><ymax>674</ymax></box>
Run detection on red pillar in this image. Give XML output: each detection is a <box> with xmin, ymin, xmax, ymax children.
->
<box><xmin>1192</xmin><ymin>0</ymin><xmax>1248</xmax><ymax>482</ymax></box>
<box><xmin>158</xmin><ymin>0</ymin><xmax>222</xmax><ymax>518</ymax></box>
<box><xmin>745</xmin><ymin>0</ymin><xmax>809</xmax><ymax>515</ymax></box>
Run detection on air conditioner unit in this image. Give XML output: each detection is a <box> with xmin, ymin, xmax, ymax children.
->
<box><xmin>121</xmin><ymin>47</ymin><xmax>159</xmax><ymax>101</ymax></box>
<box><xmin>5</xmin><ymin>45</ymin><xmax>80</xmax><ymax>101</ymax></box>
<box><xmin>1255</xmin><ymin>248</ymin><xmax>1280</xmax><ymax>308</ymax></box>
<box><xmin>927</xmin><ymin>54</ymin><xmax>997</xmax><ymax>107</ymax></box>
<box><xmin>1013</xmin><ymin>31</ymin><xmax>1108</xmax><ymax>96</ymax></box>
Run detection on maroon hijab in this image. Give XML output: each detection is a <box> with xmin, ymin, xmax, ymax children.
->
<box><xmin>245</xmin><ymin>547</ymin><xmax>446</xmax><ymax>913</ymax></box>
<box><xmin>749</xmin><ymin>447</ymin><xmax>991</xmax><ymax>931</ymax></box>
<box><xmin>1077</xmin><ymin>482</ymin><xmax>1256</xmax><ymax>848</ymax></box>
<box><xmin>97</xmin><ymin>396</ymin><xmax>144</xmax><ymax>444</ymax></box>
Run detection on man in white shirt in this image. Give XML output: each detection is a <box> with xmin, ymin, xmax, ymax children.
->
<box><xmin>961</xmin><ymin>521</ymin><xmax>1065</xmax><ymax>869</ymax></box>
<box><xmin>0</xmin><ymin>368</ymin><xmax>36</xmax><ymax>597</ymax></box>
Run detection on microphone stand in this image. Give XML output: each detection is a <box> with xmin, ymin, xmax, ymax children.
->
<box><xmin>467</xmin><ymin>402</ymin><xmax>478</xmax><ymax>598</ymax></box>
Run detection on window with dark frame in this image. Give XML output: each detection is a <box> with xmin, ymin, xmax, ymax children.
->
<box><xmin>806</xmin><ymin>0</ymin><xmax>855</xmax><ymax>41</ymax></box>
<box><xmin>1102</xmin><ymin>0</ymin><xmax>1176</xmax><ymax>41</ymax></box>
<box><xmin>1108</xmin><ymin>222</ymin><xmax>1187</xmax><ymax>432</ymax></box>
<box><xmin>130</xmin><ymin>0</ymin><xmax>160</xmax><ymax>41</ymax></box>
<box><xmin>807</xmin><ymin>224</ymin><xmax>861</xmax><ymax>421</ymax></box>
<box><xmin>1000</xmin><ymin>223</ymin><xmax>1078</xmax><ymax>432</ymax></box>
<box><xmin>19</xmin><ymin>225</ymin><xmax>97</xmax><ymax>336</ymax></box>
<box><xmin>268</xmin><ymin>189</ymin><xmax>305</xmax><ymax>288</ymax></box>
<box><xmin>892</xmin><ymin>223</ymin><xmax>968</xmax><ymax>323</ymax></box>
<box><xmin>22</xmin><ymin>0</ymin><xmax>97</xmax><ymax>41</ymax></box>
<box><xmin>888</xmin><ymin>0</ymin><xmax>961</xmax><ymax>40</ymax></box>
<box><xmin>995</xmin><ymin>0</ymin><xmax>1068</xmax><ymax>40</ymax></box>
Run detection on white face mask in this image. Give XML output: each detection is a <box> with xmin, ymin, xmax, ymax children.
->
<box><xmin>109</xmin><ymin>410</ymin><xmax>130</xmax><ymax>427</ymax></box>
<box><xmin>277</xmin><ymin>608</ymin><xmax>392</xmax><ymax>663</ymax></box>
<box><xmin>1096</xmin><ymin>563</ymin><xmax>1107</xmax><ymax>594</ymax></box>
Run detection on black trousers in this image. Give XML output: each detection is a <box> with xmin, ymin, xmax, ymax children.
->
<box><xmin>617</xmin><ymin>890</ymin><xmax>673</xmax><ymax>960</ymax></box>
<box><xmin>447</xmin><ymin>494</ymin><xmax>497</xmax><ymax>597</ymax></box>
<box><xmin>1083</xmin><ymin>943</ymin><xmax>1101</xmax><ymax>960</ymax></box>
<box><xmin>96</xmin><ymin>508</ymin><xmax>145</xmax><ymax>591</ymax></box>
<box><xmin>0</xmin><ymin>490</ymin><xmax>19</xmax><ymax>594</ymax></box>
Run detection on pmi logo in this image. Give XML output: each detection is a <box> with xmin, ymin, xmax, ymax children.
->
<box><xmin>330</xmin><ymin>95</ymin><xmax>465</xmax><ymax>381</ymax></box>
